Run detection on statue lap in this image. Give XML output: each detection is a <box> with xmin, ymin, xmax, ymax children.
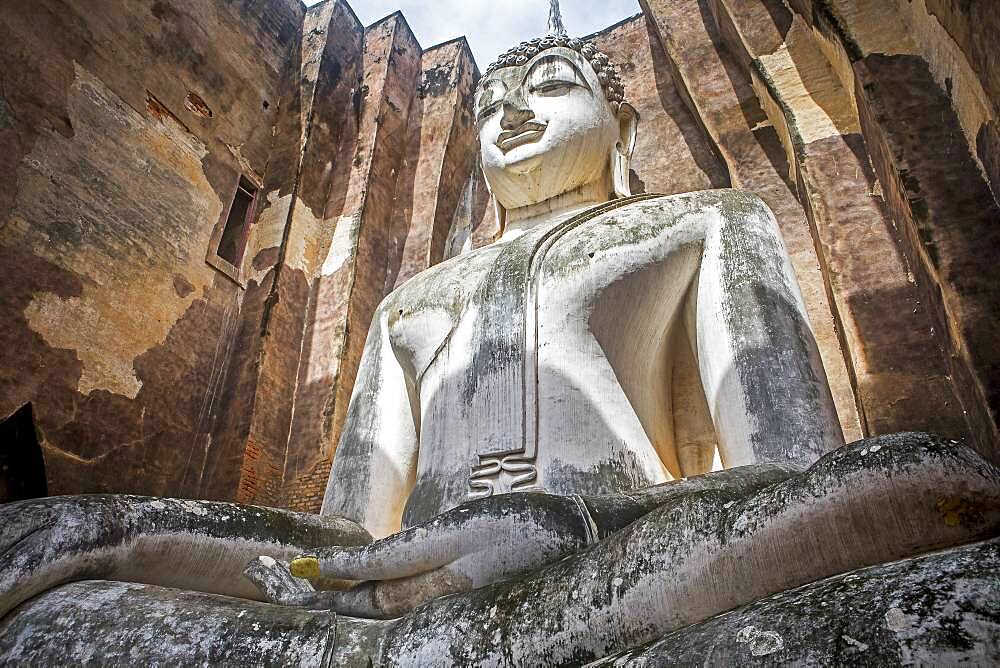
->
<box><xmin>592</xmin><ymin>535</ymin><xmax>1000</xmax><ymax>666</ymax></box>
<box><xmin>3</xmin><ymin>433</ymin><xmax>998</xmax><ymax>665</ymax></box>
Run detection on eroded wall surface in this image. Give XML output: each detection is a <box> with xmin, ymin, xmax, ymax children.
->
<box><xmin>2</xmin><ymin>0</ymin><xmax>998</xmax><ymax>507</ymax></box>
<box><xmin>0</xmin><ymin>0</ymin><xmax>304</xmax><ymax>498</ymax></box>
<box><xmin>637</xmin><ymin>0</ymin><xmax>1000</xmax><ymax>457</ymax></box>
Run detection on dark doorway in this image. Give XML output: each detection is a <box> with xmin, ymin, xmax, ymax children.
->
<box><xmin>0</xmin><ymin>404</ymin><xmax>48</xmax><ymax>503</ymax></box>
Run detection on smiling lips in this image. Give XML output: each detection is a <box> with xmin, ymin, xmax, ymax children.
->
<box><xmin>496</xmin><ymin>121</ymin><xmax>548</xmax><ymax>152</ymax></box>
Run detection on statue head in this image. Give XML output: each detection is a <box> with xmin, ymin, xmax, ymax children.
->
<box><xmin>475</xmin><ymin>12</ymin><xmax>639</xmax><ymax>232</ymax></box>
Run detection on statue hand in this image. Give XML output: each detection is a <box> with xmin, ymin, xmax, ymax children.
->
<box><xmin>283</xmin><ymin>492</ymin><xmax>596</xmax><ymax>618</ymax></box>
<box><xmin>243</xmin><ymin>556</ymin><xmax>321</xmax><ymax>606</ymax></box>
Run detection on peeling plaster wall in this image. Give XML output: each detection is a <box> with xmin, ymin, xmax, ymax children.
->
<box><xmin>0</xmin><ymin>0</ymin><xmax>303</xmax><ymax>498</ymax></box>
<box><xmin>386</xmin><ymin>39</ymin><xmax>481</xmax><ymax>290</ymax></box>
<box><xmin>638</xmin><ymin>0</ymin><xmax>1000</xmax><ymax>457</ymax></box>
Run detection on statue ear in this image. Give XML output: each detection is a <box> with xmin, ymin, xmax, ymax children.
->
<box><xmin>491</xmin><ymin>193</ymin><xmax>507</xmax><ymax>242</ymax></box>
<box><xmin>481</xmin><ymin>160</ymin><xmax>507</xmax><ymax>241</ymax></box>
<box><xmin>612</xmin><ymin>102</ymin><xmax>639</xmax><ymax>198</ymax></box>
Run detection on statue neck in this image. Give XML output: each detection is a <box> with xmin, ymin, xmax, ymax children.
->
<box><xmin>500</xmin><ymin>179</ymin><xmax>611</xmax><ymax>242</ymax></box>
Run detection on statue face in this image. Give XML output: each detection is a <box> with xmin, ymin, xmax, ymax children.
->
<box><xmin>476</xmin><ymin>47</ymin><xmax>621</xmax><ymax>210</ymax></box>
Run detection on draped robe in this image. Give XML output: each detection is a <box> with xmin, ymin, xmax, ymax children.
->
<box><xmin>323</xmin><ymin>191</ymin><xmax>843</xmax><ymax>534</ymax></box>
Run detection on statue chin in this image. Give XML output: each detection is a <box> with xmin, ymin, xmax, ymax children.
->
<box><xmin>489</xmin><ymin>148</ymin><xmax>544</xmax><ymax>178</ymax></box>
<box><xmin>483</xmin><ymin>132</ymin><xmax>614</xmax><ymax>212</ymax></box>
<box><xmin>1</xmin><ymin>28</ymin><xmax>999</xmax><ymax>668</ymax></box>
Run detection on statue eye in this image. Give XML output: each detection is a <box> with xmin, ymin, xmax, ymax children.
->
<box><xmin>529</xmin><ymin>79</ymin><xmax>578</xmax><ymax>95</ymax></box>
<box><xmin>477</xmin><ymin>102</ymin><xmax>502</xmax><ymax>120</ymax></box>
<box><xmin>476</xmin><ymin>83</ymin><xmax>506</xmax><ymax>121</ymax></box>
<box><xmin>524</xmin><ymin>57</ymin><xmax>585</xmax><ymax>96</ymax></box>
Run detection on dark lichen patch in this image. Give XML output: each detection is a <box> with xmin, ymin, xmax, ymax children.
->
<box><xmin>715</xmin><ymin>190</ymin><xmax>834</xmax><ymax>465</ymax></box>
<box><xmin>542</xmin><ymin>193</ymin><xmax>722</xmax><ymax>278</ymax></box>
<box><xmin>812</xmin><ymin>0</ymin><xmax>865</xmax><ymax>61</ymax></box>
<box><xmin>545</xmin><ymin>452</ymin><xmax>650</xmax><ymax>499</ymax></box>
<box><xmin>401</xmin><ymin>476</ymin><xmax>451</xmax><ymax>529</ymax></box>
<box><xmin>418</xmin><ymin>63</ymin><xmax>454</xmax><ymax>98</ymax></box>
<box><xmin>0</xmin><ymin>96</ymin><xmax>11</xmax><ymax>130</ymax></box>
<box><xmin>172</xmin><ymin>273</ymin><xmax>195</xmax><ymax>298</ymax></box>
<box><xmin>594</xmin><ymin>537</ymin><xmax>1000</xmax><ymax>666</ymax></box>
<box><xmin>386</xmin><ymin>244</ymin><xmax>500</xmax><ymax>326</ymax></box>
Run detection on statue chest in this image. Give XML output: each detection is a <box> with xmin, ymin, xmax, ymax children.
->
<box><xmin>387</xmin><ymin>197</ymin><xmax>704</xmax><ymax>384</ymax></box>
<box><xmin>393</xmin><ymin>198</ymin><xmax>714</xmax><ymax>524</ymax></box>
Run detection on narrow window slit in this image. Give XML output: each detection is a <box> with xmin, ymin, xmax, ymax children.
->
<box><xmin>216</xmin><ymin>177</ymin><xmax>258</xmax><ymax>268</ymax></box>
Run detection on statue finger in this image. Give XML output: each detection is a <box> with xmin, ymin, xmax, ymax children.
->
<box><xmin>291</xmin><ymin>525</ymin><xmax>462</xmax><ymax>582</ymax></box>
<box><xmin>243</xmin><ymin>555</ymin><xmax>314</xmax><ymax>605</ymax></box>
<box><xmin>314</xmin><ymin>567</ymin><xmax>473</xmax><ymax>619</ymax></box>
<box><xmin>240</xmin><ymin>580</ymin><xmax>386</xmax><ymax>616</ymax></box>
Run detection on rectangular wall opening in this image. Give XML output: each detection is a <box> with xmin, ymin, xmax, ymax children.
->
<box><xmin>216</xmin><ymin>177</ymin><xmax>258</xmax><ymax>267</ymax></box>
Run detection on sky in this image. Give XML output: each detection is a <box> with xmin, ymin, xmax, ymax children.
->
<box><xmin>303</xmin><ymin>0</ymin><xmax>642</xmax><ymax>68</ymax></box>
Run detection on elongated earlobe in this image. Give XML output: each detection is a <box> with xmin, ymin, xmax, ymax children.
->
<box><xmin>482</xmin><ymin>162</ymin><xmax>507</xmax><ymax>241</ymax></box>
<box><xmin>612</xmin><ymin>102</ymin><xmax>639</xmax><ymax>198</ymax></box>
<box><xmin>491</xmin><ymin>196</ymin><xmax>507</xmax><ymax>242</ymax></box>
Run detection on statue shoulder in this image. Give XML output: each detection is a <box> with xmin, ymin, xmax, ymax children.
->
<box><xmin>376</xmin><ymin>243</ymin><xmax>503</xmax><ymax>327</ymax></box>
<box><xmin>567</xmin><ymin>190</ymin><xmax>775</xmax><ymax>251</ymax></box>
<box><xmin>611</xmin><ymin>189</ymin><xmax>773</xmax><ymax>219</ymax></box>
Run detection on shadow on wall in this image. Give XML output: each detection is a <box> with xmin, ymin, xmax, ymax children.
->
<box><xmin>643</xmin><ymin>16</ymin><xmax>730</xmax><ymax>191</ymax></box>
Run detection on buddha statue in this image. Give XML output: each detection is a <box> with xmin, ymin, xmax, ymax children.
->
<box><xmin>2</xmin><ymin>5</ymin><xmax>1000</xmax><ymax>664</ymax></box>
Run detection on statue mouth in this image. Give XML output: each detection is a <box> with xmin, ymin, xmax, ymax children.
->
<box><xmin>496</xmin><ymin>122</ymin><xmax>548</xmax><ymax>152</ymax></box>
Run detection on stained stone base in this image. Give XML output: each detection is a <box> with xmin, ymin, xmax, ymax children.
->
<box><xmin>591</xmin><ymin>536</ymin><xmax>1000</xmax><ymax>666</ymax></box>
<box><xmin>0</xmin><ymin>581</ymin><xmax>339</xmax><ymax>665</ymax></box>
<box><xmin>2</xmin><ymin>538</ymin><xmax>998</xmax><ymax>665</ymax></box>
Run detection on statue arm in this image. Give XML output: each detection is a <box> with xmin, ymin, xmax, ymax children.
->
<box><xmin>579</xmin><ymin>461</ymin><xmax>801</xmax><ymax>538</ymax></box>
<box><xmin>253</xmin><ymin>464</ymin><xmax>800</xmax><ymax>618</ymax></box>
<box><xmin>689</xmin><ymin>191</ymin><xmax>843</xmax><ymax>468</ymax></box>
<box><xmin>0</xmin><ymin>495</ymin><xmax>370</xmax><ymax>619</ymax></box>
<box><xmin>377</xmin><ymin>435</ymin><xmax>1000</xmax><ymax>664</ymax></box>
<box><xmin>320</xmin><ymin>302</ymin><xmax>419</xmax><ymax>539</ymax></box>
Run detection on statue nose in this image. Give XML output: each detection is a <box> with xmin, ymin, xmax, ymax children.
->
<box><xmin>500</xmin><ymin>92</ymin><xmax>535</xmax><ymax>131</ymax></box>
